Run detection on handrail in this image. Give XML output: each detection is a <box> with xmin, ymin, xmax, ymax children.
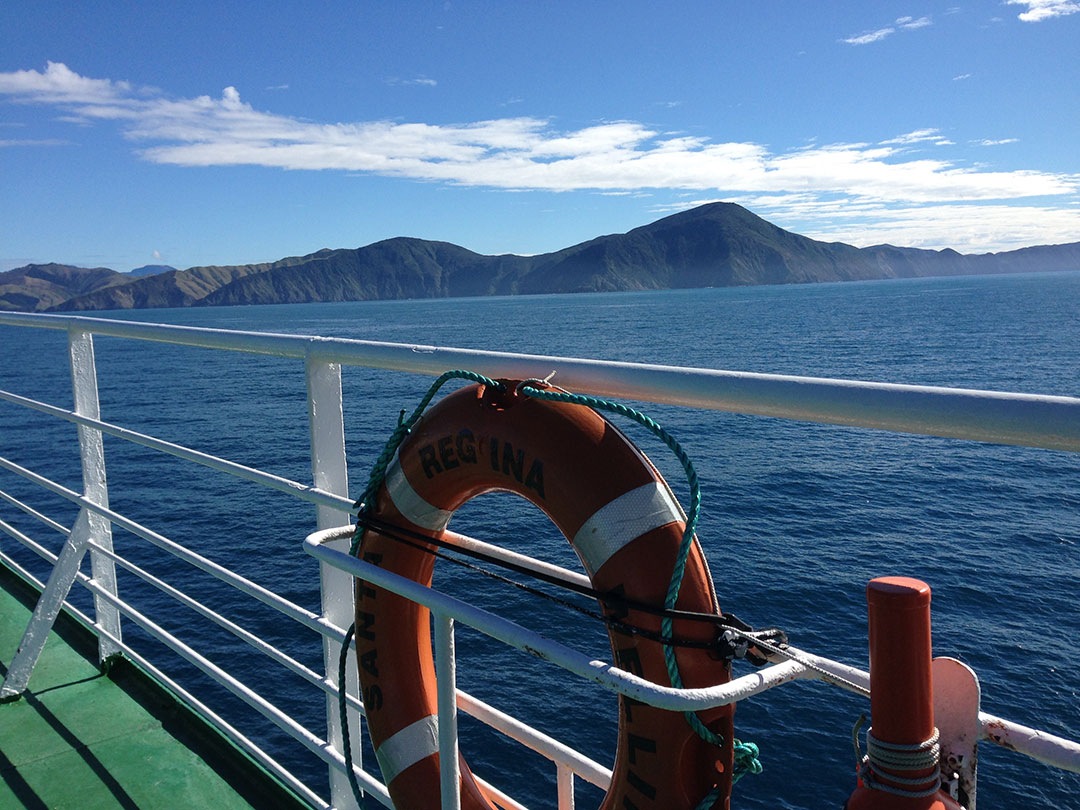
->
<box><xmin>306</xmin><ymin>526</ymin><xmax>1080</xmax><ymax>778</ymax></box>
<box><xmin>2</xmin><ymin>311</ymin><xmax>1079</xmax><ymax>452</ymax></box>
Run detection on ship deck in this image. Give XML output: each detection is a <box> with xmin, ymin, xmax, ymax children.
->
<box><xmin>0</xmin><ymin>566</ymin><xmax>307</xmax><ymax>810</ymax></box>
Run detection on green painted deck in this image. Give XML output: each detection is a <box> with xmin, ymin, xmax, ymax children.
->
<box><xmin>0</xmin><ymin>566</ymin><xmax>310</xmax><ymax>810</ymax></box>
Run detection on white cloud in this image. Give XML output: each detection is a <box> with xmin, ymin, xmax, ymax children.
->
<box><xmin>0</xmin><ymin>61</ymin><xmax>130</xmax><ymax>105</ymax></box>
<box><xmin>152</xmin><ymin>249</ymin><xmax>163</xmax><ymax>260</ymax></box>
<box><xmin>977</xmin><ymin>138</ymin><xmax>1019</xmax><ymax>146</ymax></box>
<box><xmin>2</xmin><ymin>63</ymin><xmax>1077</xmax><ymax>252</ymax></box>
<box><xmin>880</xmin><ymin>128</ymin><xmax>953</xmax><ymax>146</ymax></box>
<box><xmin>953</xmin><ymin>73</ymin><xmax>972</xmax><ymax>81</ymax></box>
<box><xmin>843</xmin><ymin>26</ymin><xmax>895</xmax><ymax>44</ymax></box>
<box><xmin>265</xmin><ymin>84</ymin><xmax>289</xmax><ymax>91</ymax></box>
<box><xmin>721</xmin><ymin>197</ymin><xmax>1080</xmax><ymax>251</ymax></box>
<box><xmin>385</xmin><ymin>76</ymin><xmax>438</xmax><ymax>87</ymax></box>
<box><xmin>1006</xmin><ymin>0</ymin><xmax>1080</xmax><ymax>21</ymax></box>
<box><xmin>0</xmin><ymin>137</ymin><xmax>70</xmax><ymax>147</ymax></box>
<box><xmin>843</xmin><ymin>15</ymin><xmax>931</xmax><ymax>44</ymax></box>
<box><xmin>898</xmin><ymin>15</ymin><xmax>932</xmax><ymax>28</ymax></box>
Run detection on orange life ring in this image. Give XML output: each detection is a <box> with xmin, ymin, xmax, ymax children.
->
<box><xmin>354</xmin><ymin>380</ymin><xmax>734</xmax><ymax>810</ymax></box>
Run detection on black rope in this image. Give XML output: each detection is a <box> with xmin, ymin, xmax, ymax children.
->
<box><xmin>354</xmin><ymin>513</ymin><xmax>786</xmax><ymax>657</ymax></box>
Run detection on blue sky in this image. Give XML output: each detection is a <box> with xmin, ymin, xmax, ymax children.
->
<box><xmin>2</xmin><ymin>1</ymin><xmax>1078</xmax><ymax>272</ymax></box>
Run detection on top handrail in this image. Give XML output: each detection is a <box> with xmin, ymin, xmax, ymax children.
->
<box><xmin>2</xmin><ymin>311</ymin><xmax>1079</xmax><ymax>452</ymax></box>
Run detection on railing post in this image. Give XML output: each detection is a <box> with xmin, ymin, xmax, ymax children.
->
<box><xmin>435</xmin><ymin>613</ymin><xmax>462</xmax><ymax>810</ymax></box>
<box><xmin>557</xmin><ymin>762</ymin><xmax>576</xmax><ymax>809</ymax></box>
<box><xmin>306</xmin><ymin>354</ymin><xmax>361</xmax><ymax>810</ymax></box>
<box><xmin>1</xmin><ymin>509</ymin><xmax>94</xmax><ymax>699</ymax></box>
<box><xmin>69</xmin><ymin>328</ymin><xmax>122</xmax><ymax>663</ymax></box>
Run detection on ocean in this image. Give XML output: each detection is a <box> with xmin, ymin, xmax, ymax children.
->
<box><xmin>1</xmin><ymin>271</ymin><xmax>1078</xmax><ymax>809</ymax></box>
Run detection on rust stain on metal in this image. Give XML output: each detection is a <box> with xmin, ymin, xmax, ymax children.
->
<box><xmin>984</xmin><ymin>719</ymin><xmax>1018</xmax><ymax>751</ymax></box>
<box><xmin>522</xmin><ymin>644</ymin><xmax>549</xmax><ymax>661</ymax></box>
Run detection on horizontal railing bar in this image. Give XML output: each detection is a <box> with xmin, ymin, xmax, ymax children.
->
<box><xmin>2</xmin><ymin>312</ymin><xmax>1077</xmax><ymax>452</ymax></box>
<box><xmin>0</xmin><ymin>453</ymin><xmax>337</xmax><ymax>641</ymax></box>
<box><xmin>83</xmin><ymin>538</ymin><xmax>365</xmax><ymax>715</ymax></box>
<box><xmin>74</xmin><ymin>568</ymin><xmax>367</xmax><ymax>786</ymax></box>
<box><xmin>0</xmin><ymin>550</ymin><xmax>97</xmax><ymax>634</ymax></box>
<box><xmin>305</xmin><ymin>525</ymin><xmax>1080</xmax><ymax>775</ymax></box>
<box><xmin>0</xmin><ymin>518</ymin><xmax>65</xmax><ymax>567</ymax></box>
<box><xmin>475</xmin><ymin>776</ymin><xmax>530</xmax><ymax>810</ymax></box>
<box><xmin>307</xmin><ymin>527</ymin><xmax>821</xmax><ymax>711</ymax></box>
<box><xmin>457</xmin><ymin>691</ymin><xmax>612</xmax><ymax>790</ymax></box>
<box><xmin>82</xmin><ymin>610</ymin><xmax>334</xmax><ymax>809</ymax></box>
<box><xmin>0</xmin><ymin>391</ymin><xmax>585</xmax><ymax>597</ymax></box>
<box><xmin>85</xmin><ymin>602</ymin><xmax>393</xmax><ymax>808</ymax></box>
<box><xmin>2</xmin><ymin>508</ymin><xmax>565</xmax><ymax>786</ymax></box>
<box><xmin>2</xmin><ymin>471</ymin><xmax>601</xmax><ymax>790</ymax></box>
<box><xmin>0</xmin><ymin>488</ymin><xmax>71</xmax><ymax>535</ymax></box>
<box><xmin>0</xmin><ymin>551</ymin><xmax>333</xmax><ymax>808</ymax></box>
<box><xmin>443</xmin><ymin>530</ymin><xmax>592</xmax><ymax>590</ymax></box>
<box><xmin>978</xmin><ymin>712</ymin><xmax>1080</xmax><ymax>774</ymax></box>
<box><xmin>0</xmin><ymin>387</ymin><xmax>352</xmax><ymax>515</ymax></box>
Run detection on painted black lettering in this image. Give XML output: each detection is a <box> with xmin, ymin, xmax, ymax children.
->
<box><xmin>502</xmin><ymin>441</ymin><xmax>525</xmax><ymax>482</ymax></box>
<box><xmin>437</xmin><ymin>435</ymin><xmax>459</xmax><ymax>470</ymax></box>
<box><xmin>605</xmin><ymin>584</ymin><xmax>630</xmax><ymax>624</ymax></box>
<box><xmin>418</xmin><ymin>445</ymin><xmax>442</xmax><ymax>478</ymax></box>
<box><xmin>616</xmin><ymin>646</ymin><xmax>645</xmax><ymax>722</ymax></box>
<box><xmin>363</xmin><ymin>551</ymin><xmax>383</xmax><ymax>565</ymax></box>
<box><xmin>365</xmin><ymin>684</ymin><xmax>383</xmax><ymax>711</ymax></box>
<box><xmin>356</xmin><ymin>611</ymin><xmax>376</xmax><ymax>641</ymax></box>
<box><xmin>622</xmin><ymin>798</ymin><xmax>641</xmax><ymax>810</ymax></box>
<box><xmin>360</xmin><ymin>649</ymin><xmax>379</xmax><ymax>678</ymax></box>
<box><xmin>359</xmin><ymin>582</ymin><xmax>376</xmax><ymax>600</ymax></box>
<box><xmin>457</xmin><ymin>429</ymin><xmax>477</xmax><ymax>464</ymax></box>
<box><xmin>525</xmin><ymin>459</ymin><xmax>545</xmax><ymax>498</ymax></box>
<box><xmin>615</xmin><ymin>646</ymin><xmax>644</xmax><ymax>676</ymax></box>
<box><xmin>490</xmin><ymin>437</ymin><xmax>500</xmax><ymax>471</ymax></box>
<box><xmin>627</xmin><ymin>734</ymin><xmax>656</xmax><ymax>765</ymax></box>
<box><xmin>626</xmin><ymin>769</ymin><xmax>657</xmax><ymax>800</ymax></box>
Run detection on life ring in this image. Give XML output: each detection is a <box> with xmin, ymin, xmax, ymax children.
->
<box><xmin>354</xmin><ymin>380</ymin><xmax>734</xmax><ymax>810</ymax></box>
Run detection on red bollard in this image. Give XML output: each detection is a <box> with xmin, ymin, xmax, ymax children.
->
<box><xmin>845</xmin><ymin>577</ymin><xmax>962</xmax><ymax>810</ymax></box>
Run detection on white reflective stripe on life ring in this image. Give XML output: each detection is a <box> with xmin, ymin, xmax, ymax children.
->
<box><xmin>572</xmin><ymin>481</ymin><xmax>683</xmax><ymax>577</ymax></box>
<box><xmin>374</xmin><ymin>713</ymin><xmax>440</xmax><ymax>784</ymax></box>
<box><xmin>385</xmin><ymin>451</ymin><xmax>454</xmax><ymax>531</ymax></box>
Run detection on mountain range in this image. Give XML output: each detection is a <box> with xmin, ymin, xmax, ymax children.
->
<box><xmin>3</xmin><ymin>203</ymin><xmax>1078</xmax><ymax>313</ymax></box>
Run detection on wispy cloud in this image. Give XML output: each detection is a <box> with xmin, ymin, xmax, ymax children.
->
<box><xmin>976</xmin><ymin>138</ymin><xmax>1019</xmax><ymax>146</ymax></box>
<box><xmin>843</xmin><ymin>15</ymin><xmax>932</xmax><ymax>44</ymax></box>
<box><xmin>880</xmin><ymin>128</ymin><xmax>953</xmax><ymax>146</ymax></box>
<box><xmin>385</xmin><ymin>76</ymin><xmax>438</xmax><ymax>87</ymax></box>
<box><xmin>953</xmin><ymin>73</ymin><xmax>972</xmax><ymax>81</ymax></box>
<box><xmin>657</xmin><ymin>196</ymin><xmax>1080</xmax><ymax>251</ymax></box>
<box><xmin>897</xmin><ymin>15</ymin><xmax>933</xmax><ymax>29</ymax></box>
<box><xmin>2</xmin><ymin>63</ymin><xmax>1077</xmax><ymax>251</ymax></box>
<box><xmin>1006</xmin><ymin>0</ymin><xmax>1080</xmax><ymax>21</ymax></box>
<box><xmin>265</xmin><ymin>84</ymin><xmax>289</xmax><ymax>91</ymax></box>
<box><xmin>0</xmin><ymin>137</ymin><xmax>70</xmax><ymax>147</ymax></box>
<box><xmin>843</xmin><ymin>26</ymin><xmax>895</xmax><ymax>45</ymax></box>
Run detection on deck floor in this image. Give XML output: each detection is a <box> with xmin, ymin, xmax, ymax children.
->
<box><xmin>0</xmin><ymin>569</ymin><xmax>306</xmax><ymax>810</ymax></box>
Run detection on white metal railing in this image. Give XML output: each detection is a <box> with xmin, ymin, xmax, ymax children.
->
<box><xmin>1</xmin><ymin>311</ymin><xmax>1079</xmax><ymax>810</ymax></box>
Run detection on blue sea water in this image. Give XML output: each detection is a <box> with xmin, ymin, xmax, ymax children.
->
<box><xmin>1</xmin><ymin>271</ymin><xmax>1079</xmax><ymax>809</ymax></box>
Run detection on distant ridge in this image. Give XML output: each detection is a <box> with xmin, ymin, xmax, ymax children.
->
<box><xmin>127</xmin><ymin>264</ymin><xmax>177</xmax><ymax>277</ymax></box>
<box><xmin>3</xmin><ymin>204</ymin><xmax>1076</xmax><ymax>313</ymax></box>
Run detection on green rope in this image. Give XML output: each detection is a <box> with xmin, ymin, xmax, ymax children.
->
<box><xmin>517</xmin><ymin>383</ymin><xmax>763</xmax><ymax>794</ymax></box>
<box><xmin>338</xmin><ymin>370</ymin><xmax>504</xmax><ymax>809</ymax></box>
<box><xmin>338</xmin><ymin>623</ymin><xmax>364</xmax><ymax>808</ymax></box>
<box><xmin>338</xmin><ymin>371</ymin><xmax>760</xmax><ymax>810</ymax></box>
<box><xmin>349</xmin><ymin>369</ymin><xmax>505</xmax><ymax>555</ymax></box>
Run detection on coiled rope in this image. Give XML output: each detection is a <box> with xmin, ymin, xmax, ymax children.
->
<box><xmin>853</xmin><ymin>714</ymin><xmax>943</xmax><ymax>798</ymax></box>
<box><xmin>339</xmin><ymin>370</ymin><xmax>761</xmax><ymax>810</ymax></box>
